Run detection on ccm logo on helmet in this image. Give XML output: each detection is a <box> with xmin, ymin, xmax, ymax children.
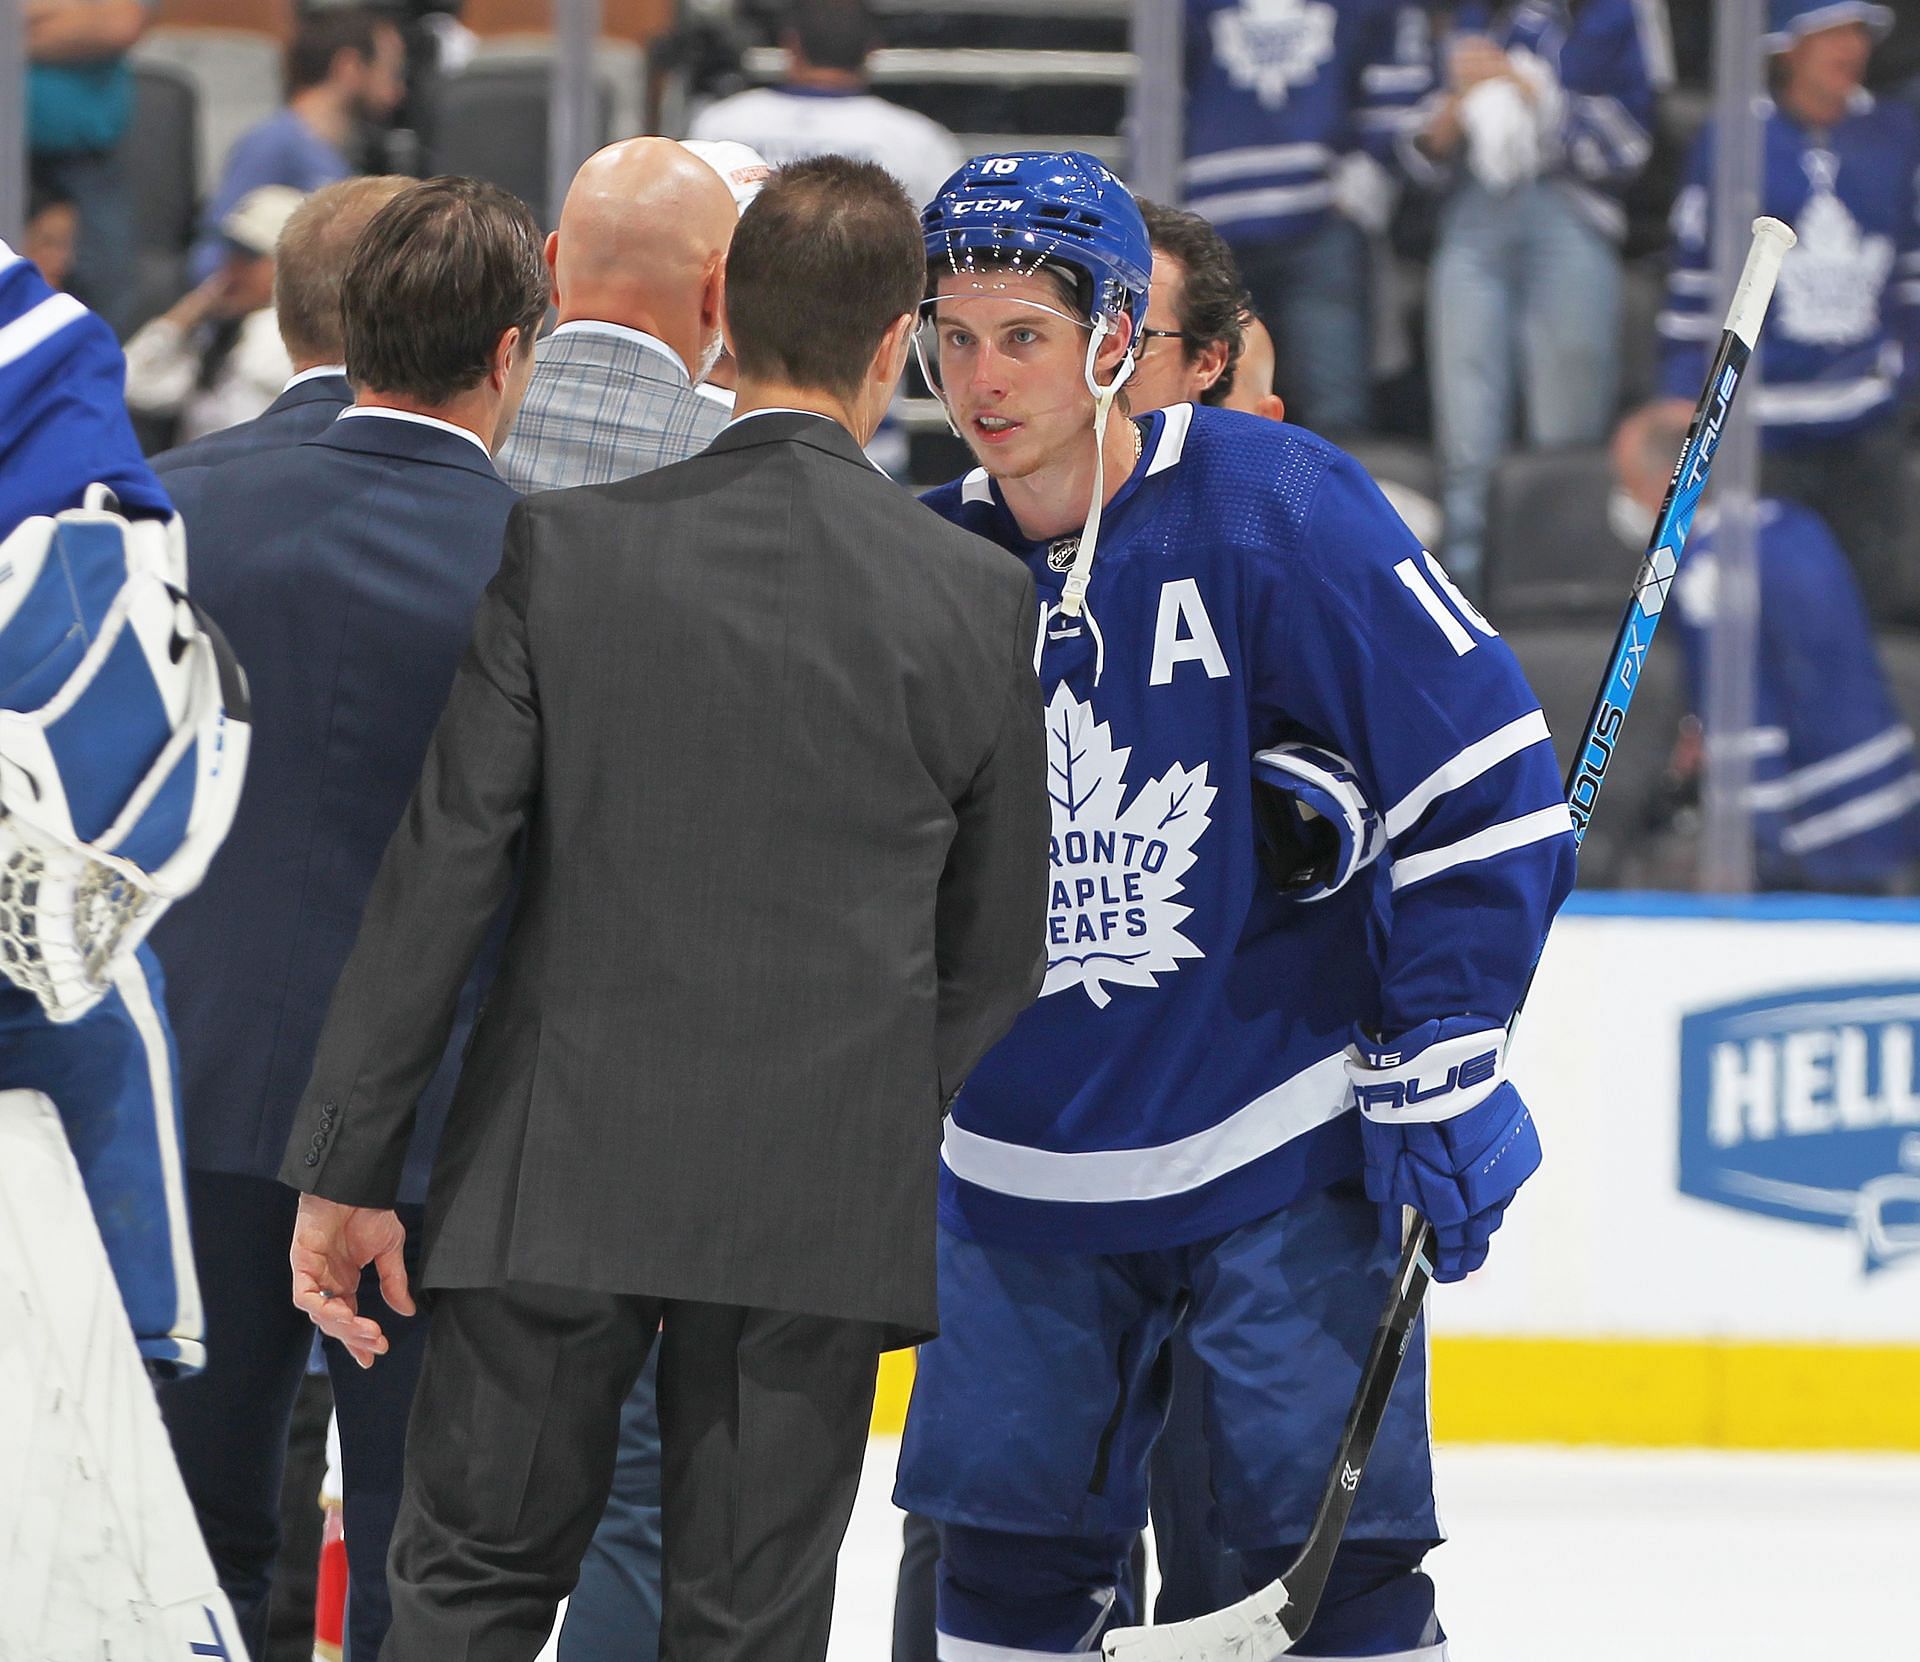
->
<box><xmin>951</xmin><ymin>198</ymin><xmax>1026</xmax><ymax>216</ymax></box>
<box><xmin>1352</xmin><ymin>1048</ymin><xmax>1499</xmax><ymax>1114</ymax></box>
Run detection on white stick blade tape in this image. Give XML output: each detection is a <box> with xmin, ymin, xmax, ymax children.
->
<box><xmin>1102</xmin><ymin>1581</ymin><xmax>1298</xmax><ymax>1662</ymax></box>
<box><xmin>1724</xmin><ymin>216</ymin><xmax>1796</xmax><ymax>350</ymax></box>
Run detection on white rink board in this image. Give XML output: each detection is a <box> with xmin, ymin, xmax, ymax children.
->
<box><xmin>1433</xmin><ymin>901</ymin><xmax>1920</xmax><ymax>1342</ymax></box>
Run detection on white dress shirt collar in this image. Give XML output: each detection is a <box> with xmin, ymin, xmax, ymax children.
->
<box><xmin>549</xmin><ymin>320</ymin><xmax>692</xmax><ymax>385</ymax></box>
<box><xmin>285</xmin><ymin>363</ymin><xmax>348</xmax><ymax>390</ymax></box>
<box><xmin>336</xmin><ymin>404</ymin><xmax>493</xmax><ymax>458</ymax></box>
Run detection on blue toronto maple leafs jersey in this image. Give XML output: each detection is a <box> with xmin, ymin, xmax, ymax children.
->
<box><xmin>1184</xmin><ymin>0</ymin><xmax>1434</xmax><ymax>246</ymax></box>
<box><xmin>1671</xmin><ymin>500</ymin><xmax>1920</xmax><ymax>887</ymax></box>
<box><xmin>1407</xmin><ymin>0</ymin><xmax>1670</xmax><ymax>240</ymax></box>
<box><xmin>0</xmin><ymin>242</ymin><xmax>171</xmax><ymax>537</ymax></box>
<box><xmin>1660</xmin><ymin>94</ymin><xmax>1920</xmax><ymax>446</ymax></box>
<box><xmin>922</xmin><ymin>404</ymin><xmax>1577</xmax><ymax>1251</ymax></box>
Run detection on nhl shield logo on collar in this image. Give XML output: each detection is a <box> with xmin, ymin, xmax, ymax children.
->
<box><xmin>1047</xmin><ymin>536</ymin><xmax>1080</xmax><ymax>573</ymax></box>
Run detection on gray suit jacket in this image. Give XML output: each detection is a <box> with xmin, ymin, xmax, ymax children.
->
<box><xmin>496</xmin><ymin>326</ymin><xmax>728</xmax><ymax>493</ymax></box>
<box><xmin>282</xmin><ymin>413</ymin><xmax>1048</xmax><ymax>1340</ymax></box>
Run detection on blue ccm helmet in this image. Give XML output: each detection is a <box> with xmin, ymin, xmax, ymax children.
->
<box><xmin>922</xmin><ymin>150</ymin><xmax>1152</xmax><ymax>336</ymax></box>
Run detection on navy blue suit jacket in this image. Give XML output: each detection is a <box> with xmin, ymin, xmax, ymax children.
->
<box><xmin>151</xmin><ymin>373</ymin><xmax>353</xmax><ymax>475</ymax></box>
<box><xmin>155</xmin><ymin>413</ymin><xmax>519</xmax><ymax>1200</ymax></box>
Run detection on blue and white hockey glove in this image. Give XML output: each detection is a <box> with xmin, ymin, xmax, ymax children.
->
<box><xmin>1347</xmin><ymin>1017</ymin><xmax>1541</xmax><ymax>1282</ymax></box>
<box><xmin>1250</xmin><ymin>742</ymin><xmax>1384</xmax><ymax>903</ymax></box>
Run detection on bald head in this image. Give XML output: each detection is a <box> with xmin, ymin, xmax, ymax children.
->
<box><xmin>1613</xmin><ymin>400</ymin><xmax>1692</xmax><ymax>514</ymax></box>
<box><xmin>1219</xmin><ymin>313</ymin><xmax>1286</xmax><ymax>423</ymax></box>
<box><xmin>550</xmin><ymin>137</ymin><xmax>739</xmax><ymax>378</ymax></box>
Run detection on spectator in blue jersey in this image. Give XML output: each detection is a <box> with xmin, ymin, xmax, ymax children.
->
<box><xmin>189</xmin><ymin>7</ymin><xmax>407</xmax><ymax>286</ymax></box>
<box><xmin>1411</xmin><ymin>0</ymin><xmax>1670</xmax><ymax>594</ymax></box>
<box><xmin>1657</xmin><ymin>0</ymin><xmax>1918</xmax><ymax>620</ymax></box>
<box><xmin>26</xmin><ymin>0</ymin><xmax>156</xmax><ymax>331</ymax></box>
<box><xmin>1613</xmin><ymin>402</ymin><xmax>1920</xmax><ymax>891</ymax></box>
<box><xmin>1183</xmin><ymin>0</ymin><xmax>1434</xmax><ymax>435</ymax></box>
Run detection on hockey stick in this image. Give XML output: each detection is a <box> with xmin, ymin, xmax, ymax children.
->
<box><xmin>1102</xmin><ymin>215</ymin><xmax>1797</xmax><ymax>1662</ymax></box>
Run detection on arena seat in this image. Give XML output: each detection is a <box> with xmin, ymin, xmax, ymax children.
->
<box><xmin>123</xmin><ymin>63</ymin><xmax>200</xmax><ymax>335</ymax></box>
<box><xmin>1482</xmin><ymin>446</ymin><xmax>1633</xmax><ymax>625</ymax></box>
<box><xmin>133</xmin><ymin>21</ymin><xmax>285</xmax><ymax>198</ymax></box>
<box><xmin>426</xmin><ymin>64</ymin><xmax>614</xmax><ymax>227</ymax></box>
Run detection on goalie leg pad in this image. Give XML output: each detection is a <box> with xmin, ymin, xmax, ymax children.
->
<box><xmin>0</xmin><ymin>1088</ymin><xmax>248</xmax><ymax>1660</ymax></box>
<box><xmin>0</xmin><ymin>944</ymin><xmax>204</xmax><ymax>1373</ymax></box>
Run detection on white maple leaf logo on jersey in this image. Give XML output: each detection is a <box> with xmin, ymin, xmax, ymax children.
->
<box><xmin>1044</xmin><ymin>683</ymin><xmax>1214</xmax><ymax>1010</ymax></box>
<box><xmin>1211</xmin><ymin>0</ymin><xmax>1337</xmax><ymax>111</ymax></box>
<box><xmin>1776</xmin><ymin>188</ymin><xmax>1893</xmax><ymax>347</ymax></box>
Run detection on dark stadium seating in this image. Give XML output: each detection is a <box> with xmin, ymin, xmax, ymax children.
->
<box><xmin>426</xmin><ymin>65</ymin><xmax>613</xmax><ymax>228</ymax></box>
<box><xmin>125</xmin><ymin>62</ymin><xmax>200</xmax><ymax>334</ymax></box>
<box><xmin>1482</xmin><ymin>446</ymin><xmax>1634</xmax><ymax>624</ymax></box>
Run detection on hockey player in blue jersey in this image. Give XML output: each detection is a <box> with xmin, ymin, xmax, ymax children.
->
<box><xmin>893</xmin><ymin>152</ymin><xmax>1577</xmax><ymax>1660</ymax></box>
<box><xmin>1658</xmin><ymin>0</ymin><xmax>1918</xmax><ymax>612</ymax></box>
<box><xmin>0</xmin><ymin>240</ymin><xmax>248</xmax><ymax>1378</ymax></box>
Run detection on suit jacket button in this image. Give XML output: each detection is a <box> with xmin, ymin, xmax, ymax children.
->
<box><xmin>304</xmin><ymin>1153</ymin><xmax>319</xmax><ymax>1167</ymax></box>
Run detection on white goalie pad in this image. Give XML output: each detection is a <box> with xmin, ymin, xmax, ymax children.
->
<box><xmin>0</xmin><ymin>496</ymin><xmax>251</xmax><ymax>1020</ymax></box>
<box><xmin>0</xmin><ymin>1089</ymin><xmax>249</xmax><ymax>1661</ymax></box>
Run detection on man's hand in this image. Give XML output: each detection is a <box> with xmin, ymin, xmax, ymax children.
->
<box><xmin>290</xmin><ymin>1193</ymin><xmax>414</xmax><ymax>1368</ymax></box>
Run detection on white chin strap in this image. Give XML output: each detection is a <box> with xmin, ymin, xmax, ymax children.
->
<box><xmin>1059</xmin><ymin>314</ymin><xmax>1134</xmax><ymax>619</ymax></box>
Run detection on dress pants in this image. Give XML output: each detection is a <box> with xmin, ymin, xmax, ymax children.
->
<box><xmin>383</xmin><ymin>1283</ymin><xmax>883</xmax><ymax>1662</ymax></box>
<box><xmin>159</xmin><ymin>1170</ymin><xmax>430</xmax><ymax>1662</ymax></box>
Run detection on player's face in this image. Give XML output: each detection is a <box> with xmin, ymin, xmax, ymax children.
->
<box><xmin>926</xmin><ymin>271</ymin><xmax>1101</xmax><ymax>481</ymax></box>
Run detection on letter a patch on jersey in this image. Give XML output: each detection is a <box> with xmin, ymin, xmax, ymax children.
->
<box><xmin>1044</xmin><ymin>684</ymin><xmax>1215</xmax><ymax>1009</ymax></box>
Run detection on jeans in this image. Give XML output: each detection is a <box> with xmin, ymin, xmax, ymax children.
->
<box><xmin>557</xmin><ymin>1350</ymin><xmax>664</xmax><ymax>1662</ymax></box>
<box><xmin>1235</xmin><ymin>214</ymin><xmax>1373</xmax><ymax>438</ymax></box>
<box><xmin>30</xmin><ymin>145</ymin><xmax>137</xmax><ymax>333</ymax></box>
<box><xmin>1429</xmin><ymin>178</ymin><xmax>1622</xmax><ymax>592</ymax></box>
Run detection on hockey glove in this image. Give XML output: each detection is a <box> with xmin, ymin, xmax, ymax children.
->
<box><xmin>1251</xmin><ymin>742</ymin><xmax>1384</xmax><ymax>903</ymax></box>
<box><xmin>1347</xmin><ymin>1017</ymin><xmax>1541</xmax><ymax>1282</ymax></box>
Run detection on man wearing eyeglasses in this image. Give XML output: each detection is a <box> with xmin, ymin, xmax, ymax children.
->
<box><xmin>1127</xmin><ymin>201</ymin><xmax>1260</xmax><ymax>416</ymax></box>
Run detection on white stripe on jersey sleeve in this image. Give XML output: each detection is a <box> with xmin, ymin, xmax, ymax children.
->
<box><xmin>1743</xmin><ymin>724</ymin><xmax>1914</xmax><ymax>812</ymax></box>
<box><xmin>1385</xmin><ymin>710</ymin><xmax>1554</xmax><ymax>841</ymax></box>
<box><xmin>0</xmin><ymin>290</ymin><xmax>87</xmax><ymax>372</ymax></box>
<box><xmin>1391</xmin><ymin>803</ymin><xmax>1574</xmax><ymax>891</ymax></box>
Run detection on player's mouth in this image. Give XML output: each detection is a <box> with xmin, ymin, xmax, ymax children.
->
<box><xmin>971</xmin><ymin>413</ymin><xmax>1022</xmax><ymax>445</ymax></box>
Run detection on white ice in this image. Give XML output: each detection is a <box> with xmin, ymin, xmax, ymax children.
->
<box><xmin>823</xmin><ymin>1438</ymin><xmax>1920</xmax><ymax>1662</ymax></box>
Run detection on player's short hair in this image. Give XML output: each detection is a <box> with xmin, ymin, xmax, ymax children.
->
<box><xmin>274</xmin><ymin>175</ymin><xmax>412</xmax><ymax>366</ymax></box>
<box><xmin>726</xmin><ymin>155</ymin><xmax>923</xmax><ymax>402</ymax></box>
<box><xmin>284</xmin><ymin>7</ymin><xmax>387</xmax><ymax>98</ymax></box>
<box><xmin>1140</xmin><ymin>201</ymin><xmax>1250</xmax><ymax>406</ymax></box>
<box><xmin>787</xmin><ymin>0</ymin><xmax>877</xmax><ymax>74</ymax></box>
<box><xmin>340</xmin><ymin>177</ymin><xmax>549</xmax><ymax>404</ymax></box>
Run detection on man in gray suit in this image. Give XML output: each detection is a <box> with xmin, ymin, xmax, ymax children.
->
<box><xmin>498</xmin><ymin>134</ymin><xmax>750</xmax><ymax>1662</ymax></box>
<box><xmin>281</xmin><ymin>156</ymin><xmax>1049</xmax><ymax>1662</ymax></box>
<box><xmin>497</xmin><ymin>137</ymin><xmax>736</xmax><ymax>494</ymax></box>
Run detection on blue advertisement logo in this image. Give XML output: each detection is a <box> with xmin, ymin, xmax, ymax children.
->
<box><xmin>1678</xmin><ymin>982</ymin><xmax>1920</xmax><ymax>1271</ymax></box>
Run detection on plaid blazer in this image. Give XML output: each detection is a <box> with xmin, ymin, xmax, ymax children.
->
<box><xmin>497</xmin><ymin>326</ymin><xmax>728</xmax><ymax>492</ymax></box>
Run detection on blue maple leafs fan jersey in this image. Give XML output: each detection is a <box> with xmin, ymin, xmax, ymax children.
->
<box><xmin>922</xmin><ymin>404</ymin><xmax>1577</xmax><ymax>1252</ymax></box>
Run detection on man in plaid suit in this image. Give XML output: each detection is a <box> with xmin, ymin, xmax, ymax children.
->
<box><xmin>498</xmin><ymin>134</ymin><xmax>742</xmax><ymax>1662</ymax></box>
<box><xmin>497</xmin><ymin>137</ymin><xmax>738</xmax><ymax>495</ymax></box>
